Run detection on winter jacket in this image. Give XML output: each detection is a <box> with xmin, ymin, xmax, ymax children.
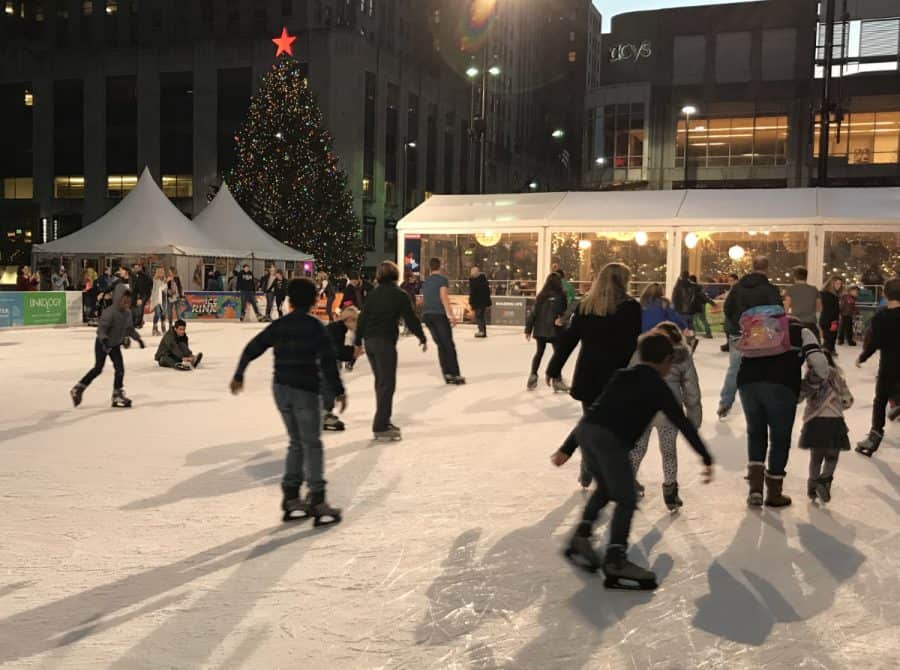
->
<box><xmin>236</xmin><ymin>271</ymin><xmax>257</xmax><ymax>293</ymax></box>
<box><xmin>672</xmin><ymin>278</ymin><xmax>697</xmax><ymax>315</ymax></box>
<box><xmin>629</xmin><ymin>343</ymin><xmax>702</xmax><ymax>427</ymax></box>
<box><xmin>96</xmin><ymin>273</ymin><xmax>113</xmax><ymax>294</ymax></box>
<box><xmin>839</xmin><ymin>293</ymin><xmax>858</xmax><ymax>317</ymax></box>
<box><xmin>354</xmin><ymin>283</ymin><xmax>426</xmax><ymax>346</ymax></box>
<box><xmin>262</xmin><ymin>273</ymin><xmax>278</xmax><ymax>294</ymax></box>
<box><xmin>546</xmin><ymin>298</ymin><xmax>642</xmax><ymax>403</ymax></box>
<box><xmin>97</xmin><ymin>285</ymin><xmax>142</xmax><ymax>348</ymax></box>
<box><xmin>342</xmin><ymin>283</ymin><xmax>366</xmax><ymax>310</ymax></box>
<box><xmin>155</xmin><ymin>329</ymin><xmax>193</xmax><ymax>362</ymax></box>
<box><xmin>326</xmin><ymin>321</ymin><xmax>355</xmax><ymax>362</ymax></box>
<box><xmin>272</xmin><ymin>277</ymin><xmax>286</xmax><ymax>299</ymax></box>
<box><xmin>561</xmin><ymin>278</ymin><xmax>577</xmax><ymax>304</ymax></box>
<box><xmin>641</xmin><ymin>300</ymin><xmax>687</xmax><ymax>333</ymax></box>
<box><xmin>131</xmin><ymin>271</ymin><xmax>152</xmax><ymax>303</ymax></box>
<box><xmin>691</xmin><ymin>286</ymin><xmax>714</xmax><ymax>314</ymax></box>
<box><xmin>167</xmin><ymin>276</ymin><xmax>183</xmax><ymax>300</ymax></box>
<box><xmin>819</xmin><ymin>291</ymin><xmax>840</xmax><ymax>330</ymax></box>
<box><xmin>51</xmin><ymin>272</ymin><xmax>70</xmax><ymax>291</ymax></box>
<box><xmin>525</xmin><ymin>294</ymin><xmax>567</xmax><ymax>340</ymax></box>
<box><xmin>738</xmin><ymin>325</ymin><xmax>829</xmax><ymax>399</ymax></box>
<box><xmin>468</xmin><ymin>274</ymin><xmax>492</xmax><ymax>309</ymax></box>
<box><xmin>723</xmin><ymin>273</ymin><xmax>782</xmax><ymax>337</ymax></box>
<box><xmin>800</xmin><ymin>364</ymin><xmax>853</xmax><ymax>422</ymax></box>
<box><xmin>150</xmin><ymin>278</ymin><xmax>168</xmax><ymax>309</ymax></box>
<box><xmin>859</xmin><ymin>306</ymin><xmax>900</xmax><ymax>389</ymax></box>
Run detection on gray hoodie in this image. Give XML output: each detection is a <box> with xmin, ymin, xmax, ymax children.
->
<box><xmin>629</xmin><ymin>343</ymin><xmax>702</xmax><ymax>428</ymax></box>
<box><xmin>97</xmin><ymin>284</ymin><xmax>141</xmax><ymax>348</ymax></box>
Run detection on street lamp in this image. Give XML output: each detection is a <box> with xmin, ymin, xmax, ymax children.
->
<box><xmin>681</xmin><ymin>105</ymin><xmax>697</xmax><ymax>189</ymax></box>
<box><xmin>528</xmin><ymin>181</ymin><xmax>538</xmax><ymax>190</ymax></box>
<box><xmin>595</xmin><ymin>157</ymin><xmax>606</xmax><ymax>166</ymax></box>
<box><xmin>468</xmin><ymin>56</ymin><xmax>501</xmax><ymax>194</ymax></box>
<box><xmin>551</xmin><ymin>128</ymin><xmax>565</xmax><ymax>139</ymax></box>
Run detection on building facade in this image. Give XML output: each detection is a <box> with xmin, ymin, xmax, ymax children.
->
<box><xmin>582</xmin><ymin>0</ymin><xmax>900</xmax><ymax>191</ymax></box>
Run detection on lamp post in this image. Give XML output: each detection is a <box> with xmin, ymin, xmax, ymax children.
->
<box><xmin>681</xmin><ymin>105</ymin><xmax>697</xmax><ymax>189</ymax></box>
<box><xmin>402</xmin><ymin>140</ymin><xmax>416</xmax><ymax>215</ymax></box>
<box><xmin>595</xmin><ymin>156</ymin><xmax>606</xmax><ymax>188</ymax></box>
<box><xmin>467</xmin><ymin>55</ymin><xmax>501</xmax><ymax>194</ymax></box>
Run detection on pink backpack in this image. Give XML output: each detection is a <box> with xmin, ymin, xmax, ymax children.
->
<box><xmin>737</xmin><ymin>306</ymin><xmax>792</xmax><ymax>358</ymax></box>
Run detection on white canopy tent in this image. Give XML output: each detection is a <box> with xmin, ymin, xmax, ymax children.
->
<box><xmin>193</xmin><ymin>182</ymin><xmax>313</xmax><ymax>263</ymax></box>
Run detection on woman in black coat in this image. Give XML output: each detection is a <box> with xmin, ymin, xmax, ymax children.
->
<box><xmin>546</xmin><ymin>262</ymin><xmax>642</xmax><ymax>487</ymax></box>
<box><xmin>525</xmin><ymin>273</ymin><xmax>568</xmax><ymax>391</ymax></box>
<box><xmin>468</xmin><ymin>266</ymin><xmax>492</xmax><ymax>338</ymax></box>
<box><xmin>819</xmin><ymin>276</ymin><xmax>843</xmax><ymax>355</ymax></box>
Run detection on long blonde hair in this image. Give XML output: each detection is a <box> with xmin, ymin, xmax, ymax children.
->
<box><xmin>579</xmin><ymin>263</ymin><xmax>631</xmax><ymax>317</ymax></box>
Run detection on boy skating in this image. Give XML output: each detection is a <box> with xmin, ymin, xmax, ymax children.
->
<box><xmin>230</xmin><ymin>278</ymin><xmax>345</xmax><ymax>526</ymax></box>
<box><xmin>551</xmin><ymin>332</ymin><xmax>714</xmax><ymax>590</ymax></box>
<box><xmin>856</xmin><ymin>278</ymin><xmax>900</xmax><ymax>456</ymax></box>
<box><xmin>71</xmin><ymin>285</ymin><xmax>146</xmax><ymax>408</ymax></box>
<box><xmin>323</xmin><ymin>306</ymin><xmax>359</xmax><ymax>431</ymax></box>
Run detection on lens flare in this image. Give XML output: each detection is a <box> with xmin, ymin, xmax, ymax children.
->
<box><xmin>460</xmin><ymin>0</ymin><xmax>498</xmax><ymax>52</ymax></box>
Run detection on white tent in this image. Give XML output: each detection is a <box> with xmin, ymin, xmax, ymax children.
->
<box><xmin>34</xmin><ymin>169</ymin><xmax>233</xmax><ymax>257</ymax></box>
<box><xmin>193</xmin><ymin>182</ymin><xmax>313</xmax><ymax>262</ymax></box>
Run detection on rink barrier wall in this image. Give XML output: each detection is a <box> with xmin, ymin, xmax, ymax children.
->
<box><xmin>0</xmin><ymin>291</ymin><xmax>82</xmax><ymax>328</ymax></box>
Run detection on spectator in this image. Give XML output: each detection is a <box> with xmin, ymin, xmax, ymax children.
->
<box><xmin>51</xmin><ymin>266</ymin><xmax>70</xmax><ymax>291</ymax></box>
<box><xmin>468</xmin><ymin>266</ymin><xmax>492</xmax><ymax>338</ymax></box>
<box><xmin>819</xmin><ymin>276</ymin><xmax>843</xmax><ymax>355</ymax></box>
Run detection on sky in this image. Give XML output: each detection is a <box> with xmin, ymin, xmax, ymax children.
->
<box><xmin>593</xmin><ymin>0</ymin><xmax>757</xmax><ymax>32</ymax></box>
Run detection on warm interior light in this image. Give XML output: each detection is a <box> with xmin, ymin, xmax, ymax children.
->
<box><xmin>476</xmin><ymin>231</ymin><xmax>502</xmax><ymax>247</ymax></box>
<box><xmin>729</xmin><ymin>245</ymin><xmax>746</xmax><ymax>261</ymax></box>
<box><xmin>635</xmin><ymin>232</ymin><xmax>648</xmax><ymax>246</ymax></box>
<box><xmin>578</xmin><ymin>239</ymin><xmax>592</xmax><ymax>250</ymax></box>
<box><xmin>684</xmin><ymin>232</ymin><xmax>699</xmax><ymax>249</ymax></box>
<box><xmin>466</xmin><ymin>66</ymin><xmax>479</xmax><ymax>78</ymax></box>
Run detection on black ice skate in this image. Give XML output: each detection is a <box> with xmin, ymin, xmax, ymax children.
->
<box><xmin>111</xmin><ymin>389</ymin><xmax>132</xmax><ymax>408</ymax></box>
<box><xmin>815</xmin><ymin>476</ymin><xmax>833</xmax><ymax>503</ymax></box>
<box><xmin>281</xmin><ymin>485</ymin><xmax>310</xmax><ymax>522</ymax></box>
<box><xmin>70</xmin><ymin>383</ymin><xmax>85</xmax><ymax>408</ymax></box>
<box><xmin>444</xmin><ymin>374</ymin><xmax>467</xmax><ymax>385</ymax></box>
<box><xmin>602</xmin><ymin>545</ymin><xmax>658</xmax><ymax>591</ymax></box>
<box><xmin>191</xmin><ymin>353</ymin><xmax>203</xmax><ymax>369</ymax></box>
<box><xmin>807</xmin><ymin>478</ymin><xmax>818</xmax><ymax>501</ymax></box>
<box><xmin>308</xmin><ymin>491</ymin><xmax>342</xmax><ymax>527</ymax></box>
<box><xmin>374</xmin><ymin>425</ymin><xmax>402</xmax><ymax>441</ymax></box>
<box><xmin>662</xmin><ymin>482</ymin><xmax>683</xmax><ymax>511</ymax></box>
<box><xmin>564</xmin><ymin>534</ymin><xmax>602</xmax><ymax>573</ymax></box>
<box><xmin>175</xmin><ymin>362</ymin><xmax>193</xmax><ymax>371</ymax></box>
<box><xmin>323</xmin><ymin>412</ymin><xmax>345</xmax><ymax>432</ymax></box>
<box><xmin>527</xmin><ymin>374</ymin><xmax>538</xmax><ymax>391</ymax></box>
<box><xmin>855</xmin><ymin>430</ymin><xmax>883</xmax><ymax>457</ymax></box>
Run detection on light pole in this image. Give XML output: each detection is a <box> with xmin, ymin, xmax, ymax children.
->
<box><xmin>681</xmin><ymin>105</ymin><xmax>697</xmax><ymax>189</ymax></box>
<box><xmin>552</xmin><ymin>128</ymin><xmax>567</xmax><ymax>188</ymax></box>
<box><xmin>595</xmin><ymin>156</ymin><xmax>606</xmax><ymax>188</ymax></box>
<box><xmin>467</xmin><ymin>56</ymin><xmax>501</xmax><ymax>194</ymax></box>
<box><xmin>402</xmin><ymin>140</ymin><xmax>416</xmax><ymax>215</ymax></box>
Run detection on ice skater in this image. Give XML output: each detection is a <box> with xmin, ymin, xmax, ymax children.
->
<box><xmin>230</xmin><ymin>278</ymin><xmax>344</xmax><ymax>526</ymax></box>
<box><xmin>322</xmin><ymin>306</ymin><xmax>360</xmax><ymax>431</ymax></box>
<box><xmin>525</xmin><ymin>273</ymin><xmax>568</xmax><ymax>390</ymax></box>
<box><xmin>855</xmin><ymin>278</ymin><xmax>900</xmax><ymax>456</ymax></box>
<box><xmin>155</xmin><ymin>319</ymin><xmax>203</xmax><ymax>371</ymax></box>
<box><xmin>422</xmin><ymin>257</ymin><xmax>465</xmax><ymax>385</ymax></box>
<box><xmin>70</xmin><ymin>284</ymin><xmax>146</xmax><ymax>409</ymax></box>
<box><xmin>799</xmin><ymin>348</ymin><xmax>853</xmax><ymax>503</ymax></box>
<box><xmin>236</xmin><ymin>264</ymin><xmax>264</xmax><ymax>322</ymax></box>
<box><xmin>551</xmin><ymin>332</ymin><xmax>714</xmax><ymax>590</ymax></box>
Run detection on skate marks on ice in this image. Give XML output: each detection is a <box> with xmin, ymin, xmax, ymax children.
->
<box><xmin>0</xmin><ymin>436</ymin><xmax>396</xmax><ymax>667</ymax></box>
<box><xmin>692</xmin><ymin>511</ymin><xmax>865</xmax><ymax>648</ymax></box>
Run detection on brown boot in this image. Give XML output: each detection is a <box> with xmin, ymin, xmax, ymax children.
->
<box><xmin>746</xmin><ymin>462</ymin><xmax>765</xmax><ymax>507</ymax></box>
<box><xmin>764</xmin><ymin>472</ymin><xmax>792</xmax><ymax>507</ymax></box>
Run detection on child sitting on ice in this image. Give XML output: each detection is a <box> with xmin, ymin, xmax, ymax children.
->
<box><xmin>799</xmin><ymin>347</ymin><xmax>853</xmax><ymax>503</ymax></box>
<box><xmin>322</xmin><ymin>306</ymin><xmax>359</xmax><ymax>431</ymax></box>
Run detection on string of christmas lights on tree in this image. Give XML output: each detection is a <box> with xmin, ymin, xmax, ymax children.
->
<box><xmin>228</xmin><ymin>29</ymin><xmax>365</xmax><ymax>274</ymax></box>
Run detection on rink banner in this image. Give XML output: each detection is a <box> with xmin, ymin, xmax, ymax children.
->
<box><xmin>179</xmin><ymin>292</ymin><xmax>242</xmax><ymax>320</ymax></box>
<box><xmin>23</xmin><ymin>291</ymin><xmax>67</xmax><ymax>326</ymax></box>
<box><xmin>0</xmin><ymin>293</ymin><xmax>25</xmax><ymax>327</ymax></box>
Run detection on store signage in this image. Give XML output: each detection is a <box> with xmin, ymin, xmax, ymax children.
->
<box><xmin>609</xmin><ymin>41</ymin><xmax>652</xmax><ymax>63</ymax></box>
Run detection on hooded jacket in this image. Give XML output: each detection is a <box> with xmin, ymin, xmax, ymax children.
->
<box><xmin>723</xmin><ymin>273</ymin><xmax>782</xmax><ymax>337</ymax></box>
<box><xmin>97</xmin><ymin>285</ymin><xmax>141</xmax><ymax>348</ymax></box>
<box><xmin>525</xmin><ymin>294</ymin><xmax>567</xmax><ymax>340</ymax></box>
<box><xmin>629</xmin><ymin>343</ymin><xmax>702</xmax><ymax>427</ymax></box>
<box><xmin>155</xmin><ymin>329</ymin><xmax>193</xmax><ymax>362</ymax></box>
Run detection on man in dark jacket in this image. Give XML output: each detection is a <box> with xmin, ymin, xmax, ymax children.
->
<box><xmin>155</xmin><ymin>319</ymin><xmax>202</xmax><ymax>370</ymax></box>
<box><xmin>342</xmin><ymin>271</ymin><xmax>367</xmax><ymax>311</ymax></box>
<box><xmin>468</xmin><ymin>266</ymin><xmax>492</xmax><ymax>338</ymax></box>
<box><xmin>236</xmin><ymin>264</ymin><xmax>263</xmax><ymax>321</ymax></box>
<box><xmin>718</xmin><ymin>256</ymin><xmax>783</xmax><ymax>419</ymax></box>
<box><xmin>354</xmin><ymin>261</ymin><xmax>427</xmax><ymax>441</ymax></box>
<box><xmin>671</xmin><ymin>271</ymin><xmax>697</xmax><ymax>330</ymax></box>
<box><xmin>130</xmin><ymin>263</ymin><xmax>153</xmax><ymax>328</ymax></box>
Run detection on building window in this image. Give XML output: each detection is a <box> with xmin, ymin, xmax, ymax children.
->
<box><xmin>385</xmin><ymin>83</ymin><xmax>399</xmax><ymax>205</ymax></box>
<box><xmin>54</xmin><ymin>79</ymin><xmax>84</xmax><ymax>180</ymax></box>
<box><xmin>426</xmin><ymin>104</ymin><xmax>437</xmax><ymax>192</ymax></box>
<box><xmin>568</xmin><ymin>50</ymin><xmax>577</xmax><ymax>63</ymax></box>
<box><xmin>814</xmin><ymin>111</ymin><xmax>900</xmax><ymax>165</ymax></box>
<box><xmin>106</xmin><ymin>174</ymin><xmax>137</xmax><ymax>198</ymax></box>
<box><xmin>362</xmin><ymin>216</ymin><xmax>376</xmax><ymax>251</ymax></box>
<box><xmin>81</xmin><ymin>1</ymin><xmax>93</xmax><ymax>16</ymax></box>
<box><xmin>55</xmin><ymin>176</ymin><xmax>86</xmax><ymax>198</ymax></box>
<box><xmin>816</xmin><ymin>17</ymin><xmax>900</xmax><ymax>78</ymax></box>
<box><xmin>162</xmin><ymin>174</ymin><xmax>193</xmax><ymax>198</ymax></box>
<box><xmin>281</xmin><ymin>0</ymin><xmax>292</xmax><ymax>17</ymax></box>
<box><xmin>603</xmin><ymin>103</ymin><xmax>644</xmax><ymax>169</ymax></box>
<box><xmin>2</xmin><ymin>177</ymin><xmax>34</xmax><ymax>199</ymax></box>
<box><xmin>363</xmin><ymin>72</ymin><xmax>376</xmax><ymax>201</ymax></box>
<box><xmin>676</xmin><ymin>115</ymin><xmax>788</xmax><ymax>168</ymax></box>
<box><xmin>160</xmin><ymin>72</ymin><xmax>194</xmax><ymax>177</ymax></box>
<box><xmin>217</xmin><ymin>67</ymin><xmax>252</xmax><ymax>174</ymax></box>
<box><xmin>384</xmin><ymin>218</ymin><xmax>397</xmax><ymax>253</ymax></box>
<box><xmin>824</xmin><ymin>231</ymin><xmax>900</xmax><ymax>297</ymax></box>
<box><xmin>443</xmin><ymin>130</ymin><xmax>454</xmax><ymax>193</ymax></box>
<box><xmin>106</xmin><ymin>1</ymin><xmax>117</xmax><ymax>14</ymax></box>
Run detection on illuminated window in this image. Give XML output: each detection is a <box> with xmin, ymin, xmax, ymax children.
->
<box><xmin>2</xmin><ymin>177</ymin><xmax>34</xmax><ymax>199</ymax></box>
<box><xmin>24</xmin><ymin>90</ymin><xmax>33</xmax><ymax>106</ymax></box>
<box><xmin>814</xmin><ymin>111</ymin><xmax>900</xmax><ymax>165</ymax></box>
<box><xmin>106</xmin><ymin>174</ymin><xmax>137</xmax><ymax>197</ymax></box>
<box><xmin>54</xmin><ymin>176</ymin><xmax>86</xmax><ymax>198</ymax></box>
<box><xmin>106</xmin><ymin>0</ymin><xmax>117</xmax><ymax>14</ymax></box>
<box><xmin>4</xmin><ymin>1</ymin><xmax>13</xmax><ymax>16</ymax></box>
<box><xmin>603</xmin><ymin>103</ymin><xmax>645</xmax><ymax>171</ymax></box>
<box><xmin>362</xmin><ymin>216</ymin><xmax>376</xmax><ymax>251</ymax></box>
<box><xmin>82</xmin><ymin>0</ymin><xmax>93</xmax><ymax>16</ymax></box>
<box><xmin>162</xmin><ymin>174</ymin><xmax>193</xmax><ymax>198</ymax></box>
<box><xmin>815</xmin><ymin>18</ymin><xmax>899</xmax><ymax>78</ymax></box>
<box><xmin>568</xmin><ymin>51</ymin><xmax>577</xmax><ymax>63</ymax></box>
<box><xmin>676</xmin><ymin>115</ymin><xmax>788</xmax><ymax>167</ymax></box>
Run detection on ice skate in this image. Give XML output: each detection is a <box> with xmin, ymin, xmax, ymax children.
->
<box><xmin>602</xmin><ymin>545</ymin><xmax>658</xmax><ymax>590</ymax></box>
<box><xmin>374</xmin><ymin>425</ymin><xmax>402</xmax><ymax>441</ymax></box>
<box><xmin>551</xmin><ymin>378</ymin><xmax>570</xmax><ymax>394</ymax></box>
<box><xmin>807</xmin><ymin>478</ymin><xmax>818</xmax><ymax>501</ymax></box>
<box><xmin>717</xmin><ymin>405</ymin><xmax>730</xmax><ymax>420</ymax></box>
<box><xmin>175</xmin><ymin>362</ymin><xmax>192</xmax><ymax>371</ymax></box>
<box><xmin>527</xmin><ymin>373</ymin><xmax>538</xmax><ymax>391</ymax></box>
<box><xmin>747</xmin><ymin>462</ymin><xmax>765</xmax><ymax>507</ymax></box>
<box><xmin>855</xmin><ymin>429</ymin><xmax>883</xmax><ymax>457</ymax></box>
<box><xmin>191</xmin><ymin>353</ymin><xmax>203</xmax><ymax>369</ymax></box>
<box><xmin>888</xmin><ymin>404</ymin><xmax>900</xmax><ymax>422</ymax></box>
<box><xmin>323</xmin><ymin>412</ymin><xmax>345</xmax><ymax>432</ymax></box>
<box><xmin>111</xmin><ymin>389</ymin><xmax>132</xmax><ymax>408</ymax></box>
<box><xmin>444</xmin><ymin>374</ymin><xmax>467</xmax><ymax>385</ymax></box>
<box><xmin>563</xmin><ymin>534</ymin><xmax>602</xmax><ymax>574</ymax></box>
<box><xmin>662</xmin><ymin>482</ymin><xmax>683</xmax><ymax>511</ymax></box>
<box><xmin>815</xmin><ymin>476</ymin><xmax>833</xmax><ymax>503</ymax></box>
<box><xmin>764</xmin><ymin>472</ymin><xmax>792</xmax><ymax>507</ymax></box>
<box><xmin>70</xmin><ymin>383</ymin><xmax>85</xmax><ymax>408</ymax></box>
<box><xmin>308</xmin><ymin>492</ymin><xmax>342</xmax><ymax>527</ymax></box>
<box><xmin>281</xmin><ymin>485</ymin><xmax>310</xmax><ymax>522</ymax></box>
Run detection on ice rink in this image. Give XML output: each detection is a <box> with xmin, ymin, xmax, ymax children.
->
<box><xmin>1</xmin><ymin>322</ymin><xmax>898</xmax><ymax>669</ymax></box>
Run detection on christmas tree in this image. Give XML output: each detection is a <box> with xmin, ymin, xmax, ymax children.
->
<box><xmin>229</xmin><ymin>31</ymin><xmax>365</xmax><ymax>274</ymax></box>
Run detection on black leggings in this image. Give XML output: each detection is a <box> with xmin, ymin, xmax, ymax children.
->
<box><xmin>531</xmin><ymin>338</ymin><xmax>558</xmax><ymax>376</ymax></box>
<box><xmin>80</xmin><ymin>339</ymin><xmax>125</xmax><ymax>390</ymax></box>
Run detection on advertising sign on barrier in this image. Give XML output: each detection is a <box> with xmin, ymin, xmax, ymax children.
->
<box><xmin>0</xmin><ymin>293</ymin><xmax>25</xmax><ymax>327</ymax></box>
<box><xmin>179</xmin><ymin>292</ymin><xmax>242</xmax><ymax>320</ymax></box>
<box><xmin>23</xmin><ymin>292</ymin><xmax>67</xmax><ymax>326</ymax></box>
<box><xmin>490</xmin><ymin>296</ymin><xmax>528</xmax><ymax>326</ymax></box>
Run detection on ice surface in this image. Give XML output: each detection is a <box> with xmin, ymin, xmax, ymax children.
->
<box><xmin>0</xmin><ymin>323</ymin><xmax>898</xmax><ymax>669</ymax></box>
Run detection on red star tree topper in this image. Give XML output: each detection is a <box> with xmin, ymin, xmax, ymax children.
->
<box><xmin>272</xmin><ymin>27</ymin><xmax>297</xmax><ymax>58</ymax></box>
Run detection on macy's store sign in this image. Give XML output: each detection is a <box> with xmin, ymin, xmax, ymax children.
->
<box><xmin>609</xmin><ymin>41</ymin><xmax>652</xmax><ymax>63</ymax></box>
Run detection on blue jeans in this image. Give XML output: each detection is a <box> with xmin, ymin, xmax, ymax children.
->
<box><xmin>273</xmin><ymin>383</ymin><xmax>325</xmax><ymax>493</ymax></box>
<box><xmin>321</xmin><ymin>374</ymin><xmax>338</xmax><ymax>413</ymax></box>
<box><xmin>739</xmin><ymin>382</ymin><xmax>798</xmax><ymax>477</ymax></box>
<box><xmin>152</xmin><ymin>303</ymin><xmax>166</xmax><ymax>328</ymax></box>
<box><xmin>719</xmin><ymin>335</ymin><xmax>742</xmax><ymax>410</ymax></box>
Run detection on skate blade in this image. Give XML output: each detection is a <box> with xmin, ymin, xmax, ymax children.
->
<box><xmin>373</xmin><ymin>436</ymin><xmax>402</xmax><ymax>442</ymax></box>
<box><xmin>603</xmin><ymin>576</ymin><xmax>658</xmax><ymax>590</ymax></box>
<box><xmin>313</xmin><ymin>513</ymin><xmax>342</xmax><ymax>527</ymax></box>
<box><xmin>854</xmin><ymin>446</ymin><xmax>875</xmax><ymax>457</ymax></box>
<box><xmin>282</xmin><ymin>510</ymin><xmax>311</xmax><ymax>523</ymax></box>
<box><xmin>323</xmin><ymin>425</ymin><xmax>345</xmax><ymax>432</ymax></box>
<box><xmin>747</xmin><ymin>493</ymin><xmax>764</xmax><ymax>507</ymax></box>
<box><xmin>563</xmin><ymin>548</ymin><xmax>599</xmax><ymax>574</ymax></box>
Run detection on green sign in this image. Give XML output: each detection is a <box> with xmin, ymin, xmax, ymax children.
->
<box><xmin>23</xmin><ymin>291</ymin><xmax>67</xmax><ymax>326</ymax></box>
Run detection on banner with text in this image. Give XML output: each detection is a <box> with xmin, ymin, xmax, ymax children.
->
<box><xmin>0</xmin><ymin>293</ymin><xmax>25</xmax><ymax>327</ymax></box>
<box><xmin>23</xmin><ymin>292</ymin><xmax>67</xmax><ymax>326</ymax></box>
